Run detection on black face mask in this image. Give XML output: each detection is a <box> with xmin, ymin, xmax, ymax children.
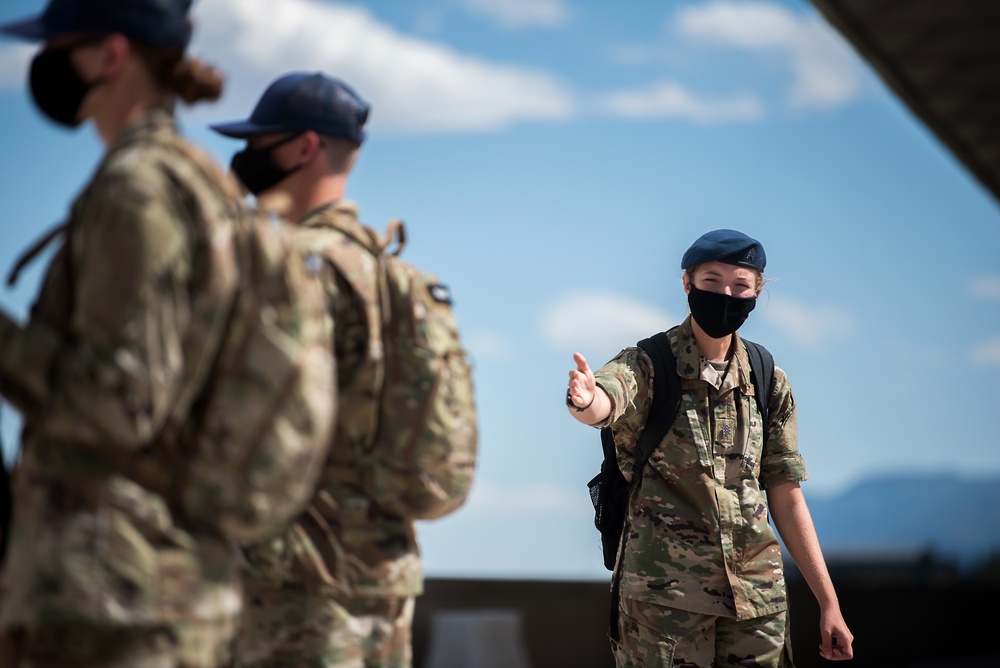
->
<box><xmin>29</xmin><ymin>41</ymin><xmax>105</xmax><ymax>128</ymax></box>
<box><xmin>687</xmin><ymin>284</ymin><xmax>757</xmax><ymax>339</ymax></box>
<box><xmin>230</xmin><ymin>134</ymin><xmax>305</xmax><ymax>195</ymax></box>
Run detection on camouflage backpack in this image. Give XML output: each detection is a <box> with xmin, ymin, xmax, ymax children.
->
<box><xmin>7</xmin><ymin>137</ymin><xmax>336</xmax><ymax>545</ymax></box>
<box><xmin>143</xmin><ymin>141</ymin><xmax>337</xmax><ymax>543</ymax></box>
<box><xmin>304</xmin><ymin>209</ymin><xmax>478</xmax><ymax>520</ymax></box>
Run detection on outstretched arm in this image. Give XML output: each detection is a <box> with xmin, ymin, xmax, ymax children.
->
<box><xmin>566</xmin><ymin>352</ymin><xmax>612</xmax><ymax>426</ymax></box>
<box><xmin>767</xmin><ymin>481</ymin><xmax>854</xmax><ymax>661</ymax></box>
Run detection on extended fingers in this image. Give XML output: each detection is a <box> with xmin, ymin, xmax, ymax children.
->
<box><xmin>567</xmin><ymin>370</ymin><xmax>591</xmax><ymax>392</ymax></box>
<box><xmin>570</xmin><ymin>353</ymin><xmax>594</xmax><ymax>388</ymax></box>
<box><xmin>567</xmin><ymin>353</ymin><xmax>596</xmax><ymax>407</ymax></box>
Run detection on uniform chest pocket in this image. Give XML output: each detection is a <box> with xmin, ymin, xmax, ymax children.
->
<box><xmin>647</xmin><ymin>390</ymin><xmax>713</xmax><ymax>474</ymax></box>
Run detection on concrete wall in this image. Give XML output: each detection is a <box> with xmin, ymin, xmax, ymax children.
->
<box><xmin>412</xmin><ymin>577</ymin><xmax>1000</xmax><ymax>668</ymax></box>
<box><xmin>414</xmin><ymin>578</ymin><xmax>615</xmax><ymax>668</ymax></box>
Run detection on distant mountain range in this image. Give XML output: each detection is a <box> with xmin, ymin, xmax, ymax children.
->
<box><xmin>801</xmin><ymin>473</ymin><xmax>1000</xmax><ymax>566</ymax></box>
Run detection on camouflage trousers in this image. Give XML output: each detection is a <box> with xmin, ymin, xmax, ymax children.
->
<box><xmin>235</xmin><ymin>580</ymin><xmax>414</xmax><ymax>668</ymax></box>
<box><xmin>6</xmin><ymin>618</ymin><xmax>236</xmax><ymax>667</ymax></box>
<box><xmin>611</xmin><ymin>597</ymin><xmax>793</xmax><ymax>668</ymax></box>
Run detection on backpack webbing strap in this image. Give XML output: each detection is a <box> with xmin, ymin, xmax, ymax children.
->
<box><xmin>608</xmin><ymin>328</ymin><xmax>681</xmax><ymax>642</ymax></box>
<box><xmin>6</xmin><ymin>222</ymin><xmax>69</xmax><ymax>288</ymax></box>
<box><xmin>633</xmin><ymin>331</ymin><xmax>681</xmax><ymax>473</ymax></box>
<box><xmin>742</xmin><ymin>338</ymin><xmax>774</xmax><ymax>429</ymax></box>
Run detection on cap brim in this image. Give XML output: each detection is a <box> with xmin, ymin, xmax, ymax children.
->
<box><xmin>0</xmin><ymin>16</ymin><xmax>53</xmax><ymax>40</ymax></box>
<box><xmin>209</xmin><ymin>120</ymin><xmax>288</xmax><ymax>139</ymax></box>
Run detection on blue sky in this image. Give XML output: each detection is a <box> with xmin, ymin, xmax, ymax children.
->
<box><xmin>1</xmin><ymin>0</ymin><xmax>998</xmax><ymax>580</ymax></box>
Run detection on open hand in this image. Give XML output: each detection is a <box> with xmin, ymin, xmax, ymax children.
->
<box><xmin>567</xmin><ymin>352</ymin><xmax>596</xmax><ymax>410</ymax></box>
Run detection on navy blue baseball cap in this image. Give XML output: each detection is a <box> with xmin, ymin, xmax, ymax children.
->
<box><xmin>211</xmin><ymin>72</ymin><xmax>370</xmax><ymax>145</ymax></box>
<box><xmin>0</xmin><ymin>0</ymin><xmax>193</xmax><ymax>48</ymax></box>
<box><xmin>681</xmin><ymin>229</ymin><xmax>766</xmax><ymax>272</ymax></box>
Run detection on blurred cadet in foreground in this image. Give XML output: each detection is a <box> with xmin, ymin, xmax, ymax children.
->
<box><xmin>0</xmin><ymin>0</ymin><xmax>336</xmax><ymax>665</ymax></box>
<box><xmin>211</xmin><ymin>72</ymin><xmax>478</xmax><ymax>667</ymax></box>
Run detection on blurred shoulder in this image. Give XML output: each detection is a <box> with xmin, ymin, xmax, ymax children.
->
<box><xmin>99</xmin><ymin>120</ymin><xmax>234</xmax><ymax>203</ymax></box>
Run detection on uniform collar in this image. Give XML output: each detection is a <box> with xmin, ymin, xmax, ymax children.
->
<box><xmin>673</xmin><ymin>315</ymin><xmax>753</xmax><ymax>391</ymax></box>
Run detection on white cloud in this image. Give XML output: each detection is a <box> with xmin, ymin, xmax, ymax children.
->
<box><xmin>465</xmin><ymin>330</ymin><xmax>510</xmax><ymax>360</ymax></box>
<box><xmin>542</xmin><ymin>291</ymin><xmax>675</xmax><ymax>354</ymax></box>
<box><xmin>759</xmin><ymin>295</ymin><xmax>855</xmax><ymax>346</ymax></box>
<box><xmin>675</xmin><ymin>1</ymin><xmax>863</xmax><ymax>109</ymax></box>
<box><xmin>0</xmin><ymin>44</ymin><xmax>34</xmax><ymax>90</ymax></box>
<box><xmin>967</xmin><ymin>275</ymin><xmax>1000</xmax><ymax>300</ymax></box>
<box><xmin>605</xmin><ymin>43</ymin><xmax>664</xmax><ymax>68</ymax></box>
<box><xmin>969</xmin><ymin>338</ymin><xmax>1000</xmax><ymax>368</ymax></box>
<box><xmin>188</xmin><ymin>0</ymin><xmax>575</xmax><ymax>134</ymax></box>
<box><xmin>459</xmin><ymin>0</ymin><xmax>569</xmax><ymax>29</ymax></box>
<box><xmin>597</xmin><ymin>80</ymin><xmax>764</xmax><ymax>124</ymax></box>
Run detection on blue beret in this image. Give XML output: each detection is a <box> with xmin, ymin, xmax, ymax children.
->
<box><xmin>211</xmin><ymin>72</ymin><xmax>370</xmax><ymax>145</ymax></box>
<box><xmin>0</xmin><ymin>0</ymin><xmax>193</xmax><ymax>48</ymax></box>
<box><xmin>681</xmin><ymin>229</ymin><xmax>766</xmax><ymax>272</ymax></box>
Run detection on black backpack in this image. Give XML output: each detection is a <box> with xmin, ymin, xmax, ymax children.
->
<box><xmin>587</xmin><ymin>328</ymin><xmax>774</xmax><ymax>639</ymax></box>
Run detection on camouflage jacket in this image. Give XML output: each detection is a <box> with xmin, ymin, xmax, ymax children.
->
<box><xmin>593</xmin><ymin>317</ymin><xmax>807</xmax><ymax>620</ymax></box>
<box><xmin>242</xmin><ymin>201</ymin><xmax>422</xmax><ymax>598</ymax></box>
<box><xmin>0</xmin><ymin>109</ymin><xmax>242</xmax><ymax>628</ymax></box>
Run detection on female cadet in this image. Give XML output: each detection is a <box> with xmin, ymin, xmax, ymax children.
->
<box><xmin>566</xmin><ymin>230</ymin><xmax>854</xmax><ymax>667</ymax></box>
<box><xmin>0</xmin><ymin>0</ymin><xmax>243</xmax><ymax>665</ymax></box>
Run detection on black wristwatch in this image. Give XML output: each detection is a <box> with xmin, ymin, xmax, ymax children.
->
<box><xmin>566</xmin><ymin>389</ymin><xmax>594</xmax><ymax>412</ymax></box>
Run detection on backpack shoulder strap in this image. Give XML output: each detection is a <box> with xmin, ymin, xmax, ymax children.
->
<box><xmin>606</xmin><ymin>327</ymin><xmax>681</xmax><ymax>642</ymax></box>
<box><xmin>6</xmin><ymin>222</ymin><xmax>69</xmax><ymax>288</ymax></box>
<box><xmin>632</xmin><ymin>328</ymin><xmax>682</xmax><ymax>476</ymax></box>
<box><xmin>741</xmin><ymin>338</ymin><xmax>774</xmax><ymax>435</ymax></box>
<box><xmin>301</xmin><ymin>203</ymin><xmax>386</xmax><ymax>256</ymax></box>
<box><xmin>599</xmin><ymin>329</ymin><xmax>681</xmax><ymax>476</ymax></box>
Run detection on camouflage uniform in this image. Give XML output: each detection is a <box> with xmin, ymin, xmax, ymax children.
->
<box><xmin>0</xmin><ymin>109</ymin><xmax>243</xmax><ymax>666</ymax></box>
<box><xmin>236</xmin><ymin>201</ymin><xmax>419</xmax><ymax>668</ymax></box>
<box><xmin>614</xmin><ymin>599</ymin><xmax>790</xmax><ymax>667</ymax></box>
<box><xmin>592</xmin><ymin>316</ymin><xmax>805</xmax><ymax>667</ymax></box>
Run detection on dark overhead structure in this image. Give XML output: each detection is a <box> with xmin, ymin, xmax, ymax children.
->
<box><xmin>810</xmin><ymin>0</ymin><xmax>1000</xmax><ymax>205</ymax></box>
